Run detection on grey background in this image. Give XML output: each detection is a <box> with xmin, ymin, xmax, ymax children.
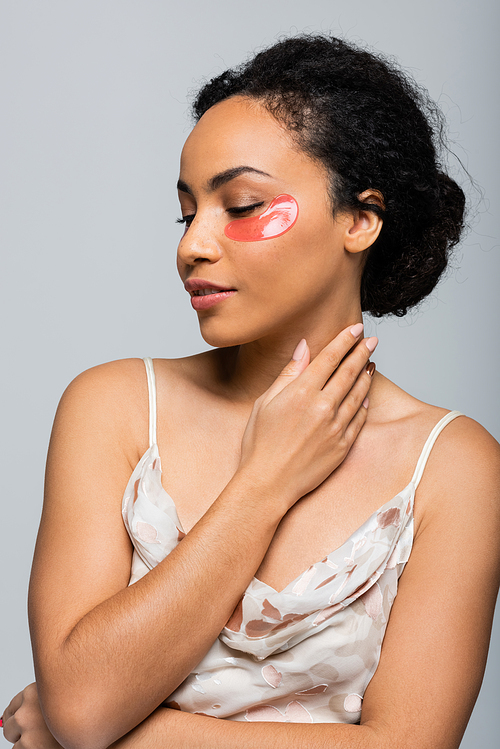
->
<box><xmin>1</xmin><ymin>1</ymin><xmax>498</xmax><ymax>746</ymax></box>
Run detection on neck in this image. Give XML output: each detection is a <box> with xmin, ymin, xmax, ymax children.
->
<box><xmin>213</xmin><ymin>303</ymin><xmax>364</xmax><ymax>403</ymax></box>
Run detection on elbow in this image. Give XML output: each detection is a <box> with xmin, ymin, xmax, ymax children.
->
<box><xmin>49</xmin><ymin>725</ymin><xmax>105</xmax><ymax>749</ymax></box>
<box><xmin>42</xmin><ymin>688</ymin><xmax>123</xmax><ymax>749</ymax></box>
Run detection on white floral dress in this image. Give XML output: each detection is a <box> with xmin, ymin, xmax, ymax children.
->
<box><xmin>122</xmin><ymin>358</ymin><xmax>463</xmax><ymax>723</ymax></box>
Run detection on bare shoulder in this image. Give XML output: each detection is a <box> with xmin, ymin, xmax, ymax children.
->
<box><xmin>55</xmin><ymin>353</ymin><xmax>216</xmax><ymax>460</ymax></box>
<box><xmin>417</xmin><ymin>413</ymin><xmax>500</xmax><ymax>532</ymax></box>
<box><xmin>61</xmin><ymin>358</ymin><xmax>145</xmax><ymax>404</ymax></box>
<box><xmin>428</xmin><ymin>412</ymin><xmax>500</xmax><ymax>469</ymax></box>
<box><xmin>400</xmin><ymin>405</ymin><xmax>500</xmax><ymax>595</ymax></box>
<box><xmin>369</xmin><ymin>373</ymin><xmax>500</xmax><ymax>522</ymax></box>
<box><xmin>420</xmin><ymin>414</ymin><xmax>500</xmax><ymax>496</ymax></box>
<box><xmin>53</xmin><ymin>358</ymin><xmax>155</xmax><ymax>469</ymax></box>
<box><xmin>60</xmin><ymin>357</ymin><xmax>150</xmax><ymax>409</ymax></box>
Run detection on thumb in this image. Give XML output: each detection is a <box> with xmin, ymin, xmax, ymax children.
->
<box><xmin>263</xmin><ymin>338</ymin><xmax>310</xmax><ymax>402</ymax></box>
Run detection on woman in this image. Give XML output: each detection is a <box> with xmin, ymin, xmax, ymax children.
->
<box><xmin>2</xmin><ymin>34</ymin><xmax>499</xmax><ymax>749</ymax></box>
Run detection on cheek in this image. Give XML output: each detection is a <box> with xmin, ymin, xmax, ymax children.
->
<box><xmin>224</xmin><ymin>194</ymin><xmax>299</xmax><ymax>242</ymax></box>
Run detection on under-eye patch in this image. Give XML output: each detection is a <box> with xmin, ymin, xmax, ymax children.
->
<box><xmin>224</xmin><ymin>195</ymin><xmax>299</xmax><ymax>241</ymax></box>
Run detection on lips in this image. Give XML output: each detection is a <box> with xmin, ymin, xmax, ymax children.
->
<box><xmin>191</xmin><ymin>288</ymin><xmax>227</xmax><ymax>297</ymax></box>
<box><xmin>184</xmin><ymin>278</ymin><xmax>237</xmax><ymax>311</ymax></box>
<box><xmin>184</xmin><ymin>278</ymin><xmax>234</xmax><ymax>293</ymax></box>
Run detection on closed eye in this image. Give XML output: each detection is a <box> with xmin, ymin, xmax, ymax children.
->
<box><xmin>176</xmin><ymin>213</ymin><xmax>195</xmax><ymax>227</ymax></box>
<box><xmin>176</xmin><ymin>202</ymin><xmax>265</xmax><ymax>229</ymax></box>
<box><xmin>228</xmin><ymin>201</ymin><xmax>265</xmax><ymax>216</ymax></box>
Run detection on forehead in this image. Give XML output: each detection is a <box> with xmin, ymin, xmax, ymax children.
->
<box><xmin>179</xmin><ymin>96</ymin><xmax>322</xmax><ymax>189</ymax></box>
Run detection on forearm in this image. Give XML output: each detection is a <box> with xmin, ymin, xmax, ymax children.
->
<box><xmin>34</xmin><ymin>472</ymin><xmax>286</xmax><ymax>749</ymax></box>
<box><xmin>110</xmin><ymin>708</ymin><xmax>380</xmax><ymax>749</ymax></box>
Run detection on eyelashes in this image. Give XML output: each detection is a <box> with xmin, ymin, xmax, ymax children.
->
<box><xmin>176</xmin><ymin>201</ymin><xmax>265</xmax><ymax>228</ymax></box>
<box><xmin>226</xmin><ymin>201</ymin><xmax>265</xmax><ymax>215</ymax></box>
<box><xmin>176</xmin><ymin>214</ymin><xmax>195</xmax><ymax>227</ymax></box>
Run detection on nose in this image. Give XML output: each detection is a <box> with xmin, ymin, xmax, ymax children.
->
<box><xmin>177</xmin><ymin>217</ymin><xmax>223</xmax><ymax>267</ymax></box>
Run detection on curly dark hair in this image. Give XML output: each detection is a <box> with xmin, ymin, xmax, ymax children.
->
<box><xmin>192</xmin><ymin>35</ymin><xmax>466</xmax><ymax>317</ymax></box>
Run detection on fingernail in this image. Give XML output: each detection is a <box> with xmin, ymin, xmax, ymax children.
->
<box><xmin>292</xmin><ymin>338</ymin><xmax>307</xmax><ymax>361</ymax></box>
<box><xmin>350</xmin><ymin>322</ymin><xmax>364</xmax><ymax>338</ymax></box>
<box><xmin>366</xmin><ymin>362</ymin><xmax>376</xmax><ymax>376</ymax></box>
<box><xmin>365</xmin><ymin>336</ymin><xmax>378</xmax><ymax>353</ymax></box>
<box><xmin>363</xmin><ymin>397</ymin><xmax>369</xmax><ymax>409</ymax></box>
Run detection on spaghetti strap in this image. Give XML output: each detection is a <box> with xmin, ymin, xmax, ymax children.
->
<box><xmin>411</xmin><ymin>410</ymin><xmax>464</xmax><ymax>488</ymax></box>
<box><xmin>143</xmin><ymin>357</ymin><xmax>157</xmax><ymax>448</ymax></box>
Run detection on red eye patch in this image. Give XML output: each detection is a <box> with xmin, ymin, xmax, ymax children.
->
<box><xmin>224</xmin><ymin>194</ymin><xmax>299</xmax><ymax>242</ymax></box>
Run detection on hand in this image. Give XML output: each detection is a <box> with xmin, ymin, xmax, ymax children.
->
<box><xmin>239</xmin><ymin>324</ymin><xmax>376</xmax><ymax>508</ymax></box>
<box><xmin>2</xmin><ymin>683</ymin><xmax>62</xmax><ymax>748</ymax></box>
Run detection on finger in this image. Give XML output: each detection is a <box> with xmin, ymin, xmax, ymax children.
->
<box><xmin>343</xmin><ymin>394</ymin><xmax>370</xmax><ymax>447</ymax></box>
<box><xmin>3</xmin><ymin>713</ymin><xmax>21</xmax><ymax>744</ymax></box>
<box><xmin>336</xmin><ymin>361</ymin><xmax>375</xmax><ymax>425</ymax></box>
<box><xmin>303</xmin><ymin>323</ymin><xmax>367</xmax><ymax>390</ymax></box>
<box><xmin>322</xmin><ymin>335</ymin><xmax>378</xmax><ymax>404</ymax></box>
<box><xmin>2</xmin><ymin>690</ymin><xmax>24</xmax><ymax>724</ymax></box>
<box><xmin>262</xmin><ymin>338</ymin><xmax>311</xmax><ymax>402</ymax></box>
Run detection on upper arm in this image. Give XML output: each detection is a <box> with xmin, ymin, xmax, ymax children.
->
<box><xmin>29</xmin><ymin>359</ymin><xmax>149</xmax><ymax>666</ymax></box>
<box><xmin>360</xmin><ymin>417</ymin><xmax>500</xmax><ymax>749</ymax></box>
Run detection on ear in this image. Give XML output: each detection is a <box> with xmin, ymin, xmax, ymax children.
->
<box><xmin>343</xmin><ymin>189</ymin><xmax>384</xmax><ymax>254</ymax></box>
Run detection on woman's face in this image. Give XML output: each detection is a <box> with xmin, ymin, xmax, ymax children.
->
<box><xmin>176</xmin><ymin>96</ymin><xmax>363</xmax><ymax>348</ymax></box>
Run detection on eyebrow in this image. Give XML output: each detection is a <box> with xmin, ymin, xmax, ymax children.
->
<box><xmin>177</xmin><ymin>166</ymin><xmax>272</xmax><ymax>195</ymax></box>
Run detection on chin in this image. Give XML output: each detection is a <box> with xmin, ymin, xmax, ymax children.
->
<box><xmin>198</xmin><ymin>316</ymin><xmax>269</xmax><ymax>349</ymax></box>
<box><xmin>199</xmin><ymin>327</ymin><xmax>255</xmax><ymax>349</ymax></box>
